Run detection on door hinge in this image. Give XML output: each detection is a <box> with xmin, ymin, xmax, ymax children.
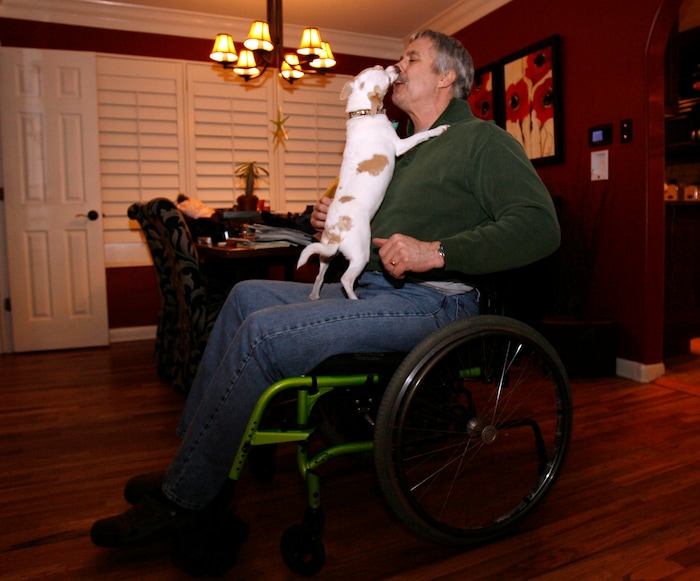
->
<box><xmin>4</xmin><ymin>297</ymin><xmax>10</xmax><ymax>312</ymax></box>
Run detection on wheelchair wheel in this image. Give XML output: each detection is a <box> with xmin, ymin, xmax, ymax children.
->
<box><xmin>280</xmin><ymin>525</ymin><xmax>326</xmax><ymax>577</ymax></box>
<box><xmin>374</xmin><ymin>315</ymin><xmax>572</xmax><ymax>546</ymax></box>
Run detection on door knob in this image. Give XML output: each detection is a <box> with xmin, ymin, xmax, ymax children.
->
<box><xmin>76</xmin><ymin>210</ymin><xmax>100</xmax><ymax>221</ymax></box>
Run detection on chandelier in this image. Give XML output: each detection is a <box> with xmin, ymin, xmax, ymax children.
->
<box><xmin>209</xmin><ymin>0</ymin><xmax>336</xmax><ymax>84</ymax></box>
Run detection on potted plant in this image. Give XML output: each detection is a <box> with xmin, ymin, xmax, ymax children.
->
<box><xmin>235</xmin><ymin>161</ymin><xmax>269</xmax><ymax>211</ymax></box>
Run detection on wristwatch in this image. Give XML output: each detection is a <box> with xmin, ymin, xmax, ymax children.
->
<box><xmin>437</xmin><ymin>243</ymin><xmax>446</xmax><ymax>262</ymax></box>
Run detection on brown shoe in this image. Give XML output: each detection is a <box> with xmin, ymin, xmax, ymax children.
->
<box><xmin>123</xmin><ymin>471</ymin><xmax>165</xmax><ymax>505</ymax></box>
<box><xmin>90</xmin><ymin>492</ymin><xmax>206</xmax><ymax>548</ymax></box>
<box><xmin>172</xmin><ymin>509</ymin><xmax>249</xmax><ymax>576</ymax></box>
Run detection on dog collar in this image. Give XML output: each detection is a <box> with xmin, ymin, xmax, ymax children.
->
<box><xmin>348</xmin><ymin>108</ymin><xmax>386</xmax><ymax>119</ymax></box>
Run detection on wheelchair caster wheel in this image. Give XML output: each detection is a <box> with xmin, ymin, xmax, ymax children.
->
<box><xmin>280</xmin><ymin>524</ymin><xmax>326</xmax><ymax>576</ymax></box>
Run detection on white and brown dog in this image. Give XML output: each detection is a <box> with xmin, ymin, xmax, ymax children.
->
<box><xmin>297</xmin><ymin>65</ymin><xmax>449</xmax><ymax>300</ymax></box>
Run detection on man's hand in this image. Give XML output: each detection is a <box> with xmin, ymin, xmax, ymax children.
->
<box><xmin>373</xmin><ymin>235</ymin><xmax>445</xmax><ymax>279</ymax></box>
<box><xmin>311</xmin><ymin>196</ymin><xmax>333</xmax><ymax>231</ymax></box>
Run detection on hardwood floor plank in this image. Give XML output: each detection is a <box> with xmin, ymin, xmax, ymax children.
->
<box><xmin>1</xmin><ymin>341</ymin><xmax>700</xmax><ymax>580</ymax></box>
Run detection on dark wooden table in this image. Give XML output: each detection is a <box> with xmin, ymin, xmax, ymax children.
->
<box><xmin>196</xmin><ymin>242</ymin><xmax>315</xmax><ymax>297</ymax></box>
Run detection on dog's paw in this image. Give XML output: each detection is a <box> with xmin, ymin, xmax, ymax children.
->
<box><xmin>426</xmin><ymin>124</ymin><xmax>450</xmax><ymax>139</ymax></box>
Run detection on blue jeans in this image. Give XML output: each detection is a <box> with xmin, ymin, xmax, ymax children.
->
<box><xmin>162</xmin><ymin>271</ymin><xmax>479</xmax><ymax>509</ymax></box>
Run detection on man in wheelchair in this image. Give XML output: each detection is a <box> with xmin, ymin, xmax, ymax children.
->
<box><xmin>91</xmin><ymin>30</ymin><xmax>561</xmax><ymax>574</ymax></box>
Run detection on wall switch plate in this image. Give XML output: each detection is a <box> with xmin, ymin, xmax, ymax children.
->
<box><xmin>591</xmin><ymin>150</ymin><xmax>609</xmax><ymax>181</ymax></box>
<box><xmin>620</xmin><ymin>119</ymin><xmax>633</xmax><ymax>142</ymax></box>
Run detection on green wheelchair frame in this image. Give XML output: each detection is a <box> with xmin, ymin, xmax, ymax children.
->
<box><xmin>229</xmin><ymin>372</ymin><xmax>378</xmax><ymax>502</ymax></box>
<box><xmin>227</xmin><ymin>314</ymin><xmax>574</xmax><ymax>577</ymax></box>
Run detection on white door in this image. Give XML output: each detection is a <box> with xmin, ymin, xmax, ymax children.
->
<box><xmin>0</xmin><ymin>48</ymin><xmax>108</xmax><ymax>352</ymax></box>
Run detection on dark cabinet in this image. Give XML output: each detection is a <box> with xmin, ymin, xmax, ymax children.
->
<box><xmin>664</xmin><ymin>202</ymin><xmax>700</xmax><ymax>355</ymax></box>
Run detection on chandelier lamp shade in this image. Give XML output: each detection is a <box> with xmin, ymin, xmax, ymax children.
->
<box><xmin>209</xmin><ymin>0</ymin><xmax>336</xmax><ymax>83</ymax></box>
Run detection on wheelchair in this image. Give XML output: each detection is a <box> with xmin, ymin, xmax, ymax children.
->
<box><xmin>228</xmin><ymin>313</ymin><xmax>573</xmax><ymax>576</ymax></box>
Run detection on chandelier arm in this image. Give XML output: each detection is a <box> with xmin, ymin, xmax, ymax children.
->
<box><xmin>243</xmin><ymin>60</ymin><xmax>269</xmax><ymax>81</ymax></box>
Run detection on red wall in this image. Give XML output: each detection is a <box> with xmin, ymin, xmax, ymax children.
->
<box><xmin>105</xmin><ymin>266</ymin><xmax>159</xmax><ymax>329</ymax></box>
<box><xmin>0</xmin><ymin>2</ymin><xmax>684</xmax><ymax>365</ymax></box>
<box><xmin>453</xmin><ymin>0</ymin><xmax>683</xmax><ymax>366</ymax></box>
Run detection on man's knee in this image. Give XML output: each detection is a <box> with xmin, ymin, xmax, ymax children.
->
<box><xmin>224</xmin><ymin>280</ymin><xmax>267</xmax><ymax>320</ymax></box>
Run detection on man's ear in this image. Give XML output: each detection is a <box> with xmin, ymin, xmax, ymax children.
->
<box><xmin>437</xmin><ymin>69</ymin><xmax>457</xmax><ymax>89</ymax></box>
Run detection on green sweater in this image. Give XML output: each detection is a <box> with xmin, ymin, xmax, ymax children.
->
<box><xmin>367</xmin><ymin>98</ymin><xmax>560</xmax><ymax>282</ymax></box>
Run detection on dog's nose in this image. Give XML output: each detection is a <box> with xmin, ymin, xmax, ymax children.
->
<box><xmin>386</xmin><ymin>65</ymin><xmax>400</xmax><ymax>82</ymax></box>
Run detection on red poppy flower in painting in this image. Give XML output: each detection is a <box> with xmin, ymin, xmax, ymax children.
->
<box><xmin>525</xmin><ymin>46</ymin><xmax>552</xmax><ymax>86</ymax></box>
<box><xmin>505</xmin><ymin>78</ymin><xmax>529</xmax><ymax>123</ymax></box>
<box><xmin>532</xmin><ymin>76</ymin><xmax>554</xmax><ymax>125</ymax></box>
<box><xmin>468</xmin><ymin>71</ymin><xmax>493</xmax><ymax>120</ymax></box>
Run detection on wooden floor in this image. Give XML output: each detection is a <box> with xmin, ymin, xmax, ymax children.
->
<box><xmin>1</xmin><ymin>339</ymin><xmax>700</xmax><ymax>580</ymax></box>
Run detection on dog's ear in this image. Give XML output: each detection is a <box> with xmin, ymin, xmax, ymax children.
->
<box><xmin>340</xmin><ymin>80</ymin><xmax>353</xmax><ymax>101</ymax></box>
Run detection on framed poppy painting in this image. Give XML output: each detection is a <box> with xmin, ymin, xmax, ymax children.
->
<box><xmin>467</xmin><ymin>66</ymin><xmax>500</xmax><ymax>122</ymax></box>
<box><xmin>500</xmin><ymin>35</ymin><xmax>562</xmax><ymax>165</ymax></box>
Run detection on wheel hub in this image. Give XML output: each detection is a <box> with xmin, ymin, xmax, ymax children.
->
<box><xmin>481</xmin><ymin>424</ymin><xmax>499</xmax><ymax>444</ymax></box>
<box><xmin>467</xmin><ymin>418</ymin><xmax>499</xmax><ymax>444</ymax></box>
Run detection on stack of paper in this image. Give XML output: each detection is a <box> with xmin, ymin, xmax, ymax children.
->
<box><xmin>252</xmin><ymin>224</ymin><xmax>314</xmax><ymax>246</ymax></box>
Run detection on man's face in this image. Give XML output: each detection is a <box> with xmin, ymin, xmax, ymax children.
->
<box><xmin>392</xmin><ymin>36</ymin><xmax>441</xmax><ymax>112</ymax></box>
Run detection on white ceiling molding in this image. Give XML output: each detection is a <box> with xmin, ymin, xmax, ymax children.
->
<box><xmin>0</xmin><ymin>0</ymin><xmax>403</xmax><ymax>58</ymax></box>
<box><xmin>421</xmin><ymin>0</ymin><xmax>514</xmax><ymax>38</ymax></box>
<box><xmin>0</xmin><ymin>0</ymin><xmax>512</xmax><ymax>59</ymax></box>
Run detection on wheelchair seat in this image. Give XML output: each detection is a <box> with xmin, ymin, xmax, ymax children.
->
<box><xmin>309</xmin><ymin>351</ymin><xmax>408</xmax><ymax>377</ymax></box>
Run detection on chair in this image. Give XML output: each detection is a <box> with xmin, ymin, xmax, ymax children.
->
<box><xmin>128</xmin><ymin>198</ymin><xmax>223</xmax><ymax>395</ymax></box>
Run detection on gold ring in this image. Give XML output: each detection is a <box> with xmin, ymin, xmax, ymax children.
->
<box><xmin>390</xmin><ymin>260</ymin><xmax>397</xmax><ymax>266</ymax></box>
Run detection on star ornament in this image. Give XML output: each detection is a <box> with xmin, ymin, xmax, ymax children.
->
<box><xmin>270</xmin><ymin>107</ymin><xmax>289</xmax><ymax>148</ymax></box>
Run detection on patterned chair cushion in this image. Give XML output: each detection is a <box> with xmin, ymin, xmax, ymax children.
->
<box><xmin>128</xmin><ymin>198</ymin><xmax>221</xmax><ymax>395</ymax></box>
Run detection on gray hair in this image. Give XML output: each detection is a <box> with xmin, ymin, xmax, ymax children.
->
<box><xmin>410</xmin><ymin>30</ymin><xmax>474</xmax><ymax>99</ymax></box>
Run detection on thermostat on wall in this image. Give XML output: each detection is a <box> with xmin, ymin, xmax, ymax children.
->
<box><xmin>589</xmin><ymin>123</ymin><xmax>613</xmax><ymax>147</ymax></box>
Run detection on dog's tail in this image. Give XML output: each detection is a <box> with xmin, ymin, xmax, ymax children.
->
<box><xmin>297</xmin><ymin>241</ymin><xmax>340</xmax><ymax>269</ymax></box>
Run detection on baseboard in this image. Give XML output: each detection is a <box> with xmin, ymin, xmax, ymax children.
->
<box><xmin>109</xmin><ymin>325</ymin><xmax>157</xmax><ymax>343</ymax></box>
<box><xmin>616</xmin><ymin>358</ymin><xmax>665</xmax><ymax>383</ymax></box>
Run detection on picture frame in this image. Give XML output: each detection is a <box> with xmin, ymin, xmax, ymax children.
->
<box><xmin>467</xmin><ymin>65</ymin><xmax>501</xmax><ymax>123</ymax></box>
<box><xmin>500</xmin><ymin>35</ymin><xmax>562</xmax><ymax>165</ymax></box>
<box><xmin>467</xmin><ymin>35</ymin><xmax>563</xmax><ymax>166</ymax></box>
